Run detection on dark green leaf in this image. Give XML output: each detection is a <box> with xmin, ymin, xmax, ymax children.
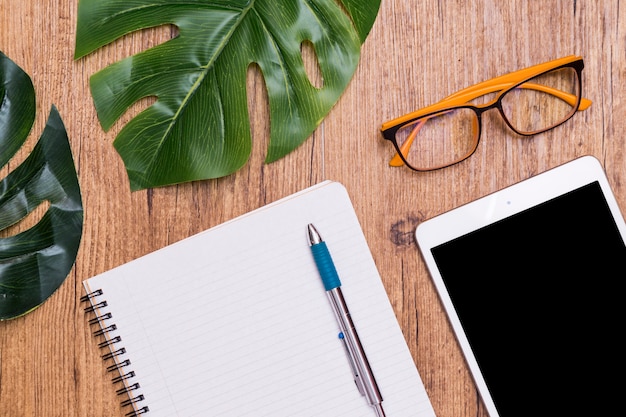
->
<box><xmin>75</xmin><ymin>0</ymin><xmax>381</xmax><ymax>190</ymax></box>
<box><xmin>0</xmin><ymin>51</ymin><xmax>83</xmax><ymax>320</ymax></box>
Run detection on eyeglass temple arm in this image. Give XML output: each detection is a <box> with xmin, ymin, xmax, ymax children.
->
<box><xmin>389</xmin><ymin>119</ymin><xmax>428</xmax><ymax>166</ymax></box>
<box><xmin>444</xmin><ymin>81</ymin><xmax>592</xmax><ymax>110</ymax></box>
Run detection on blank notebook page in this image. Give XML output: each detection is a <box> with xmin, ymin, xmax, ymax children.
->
<box><xmin>83</xmin><ymin>181</ymin><xmax>436</xmax><ymax>417</ymax></box>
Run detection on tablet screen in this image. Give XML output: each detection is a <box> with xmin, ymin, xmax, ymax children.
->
<box><xmin>430</xmin><ymin>180</ymin><xmax>625</xmax><ymax>415</ymax></box>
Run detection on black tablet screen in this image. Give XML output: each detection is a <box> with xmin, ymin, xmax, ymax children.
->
<box><xmin>431</xmin><ymin>181</ymin><xmax>625</xmax><ymax>415</ymax></box>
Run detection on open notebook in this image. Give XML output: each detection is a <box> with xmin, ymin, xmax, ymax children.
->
<box><xmin>82</xmin><ymin>181</ymin><xmax>436</xmax><ymax>417</ymax></box>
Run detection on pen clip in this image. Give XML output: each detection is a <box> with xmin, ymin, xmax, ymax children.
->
<box><xmin>339</xmin><ymin>332</ymin><xmax>366</xmax><ymax>396</ymax></box>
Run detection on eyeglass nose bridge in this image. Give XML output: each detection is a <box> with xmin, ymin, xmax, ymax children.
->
<box><xmin>470</xmin><ymin>94</ymin><xmax>527</xmax><ymax>139</ymax></box>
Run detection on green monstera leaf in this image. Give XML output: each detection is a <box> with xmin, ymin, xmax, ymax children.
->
<box><xmin>74</xmin><ymin>0</ymin><xmax>381</xmax><ymax>190</ymax></box>
<box><xmin>0</xmin><ymin>51</ymin><xmax>83</xmax><ymax>320</ymax></box>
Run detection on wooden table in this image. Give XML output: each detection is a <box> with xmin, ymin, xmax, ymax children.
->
<box><xmin>1</xmin><ymin>1</ymin><xmax>624</xmax><ymax>416</ymax></box>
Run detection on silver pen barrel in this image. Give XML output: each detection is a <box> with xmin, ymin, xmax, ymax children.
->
<box><xmin>326</xmin><ymin>287</ymin><xmax>385</xmax><ymax>413</ymax></box>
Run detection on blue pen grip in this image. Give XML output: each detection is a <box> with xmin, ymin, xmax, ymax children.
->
<box><xmin>311</xmin><ymin>242</ymin><xmax>342</xmax><ymax>291</ymax></box>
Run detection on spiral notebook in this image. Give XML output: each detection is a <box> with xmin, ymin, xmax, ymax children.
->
<box><xmin>82</xmin><ymin>181</ymin><xmax>436</xmax><ymax>417</ymax></box>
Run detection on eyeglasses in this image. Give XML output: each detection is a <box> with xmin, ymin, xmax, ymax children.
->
<box><xmin>380</xmin><ymin>56</ymin><xmax>592</xmax><ymax>171</ymax></box>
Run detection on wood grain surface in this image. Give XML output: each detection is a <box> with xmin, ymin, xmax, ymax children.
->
<box><xmin>1</xmin><ymin>1</ymin><xmax>624</xmax><ymax>416</ymax></box>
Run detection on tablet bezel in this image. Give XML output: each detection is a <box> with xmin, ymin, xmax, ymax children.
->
<box><xmin>415</xmin><ymin>155</ymin><xmax>626</xmax><ymax>417</ymax></box>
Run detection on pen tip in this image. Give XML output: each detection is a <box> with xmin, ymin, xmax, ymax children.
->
<box><xmin>307</xmin><ymin>223</ymin><xmax>322</xmax><ymax>245</ymax></box>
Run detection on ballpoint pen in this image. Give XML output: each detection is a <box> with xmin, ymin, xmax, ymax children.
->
<box><xmin>307</xmin><ymin>223</ymin><xmax>386</xmax><ymax>417</ymax></box>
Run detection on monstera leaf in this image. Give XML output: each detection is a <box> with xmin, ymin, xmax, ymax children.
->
<box><xmin>0</xmin><ymin>51</ymin><xmax>83</xmax><ymax>320</ymax></box>
<box><xmin>74</xmin><ymin>0</ymin><xmax>381</xmax><ymax>190</ymax></box>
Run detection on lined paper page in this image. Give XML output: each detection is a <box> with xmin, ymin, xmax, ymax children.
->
<box><xmin>84</xmin><ymin>181</ymin><xmax>436</xmax><ymax>417</ymax></box>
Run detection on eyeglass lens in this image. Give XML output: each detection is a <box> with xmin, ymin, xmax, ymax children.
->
<box><xmin>394</xmin><ymin>66</ymin><xmax>580</xmax><ymax>171</ymax></box>
<box><xmin>501</xmin><ymin>66</ymin><xmax>579</xmax><ymax>134</ymax></box>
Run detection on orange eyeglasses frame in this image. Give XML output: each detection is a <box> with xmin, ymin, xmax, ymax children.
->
<box><xmin>380</xmin><ymin>55</ymin><xmax>592</xmax><ymax>169</ymax></box>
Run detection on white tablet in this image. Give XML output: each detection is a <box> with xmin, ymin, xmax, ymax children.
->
<box><xmin>416</xmin><ymin>155</ymin><xmax>626</xmax><ymax>416</ymax></box>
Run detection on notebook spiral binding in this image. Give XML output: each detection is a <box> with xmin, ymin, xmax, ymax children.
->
<box><xmin>82</xmin><ymin>289</ymin><xmax>150</xmax><ymax>417</ymax></box>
